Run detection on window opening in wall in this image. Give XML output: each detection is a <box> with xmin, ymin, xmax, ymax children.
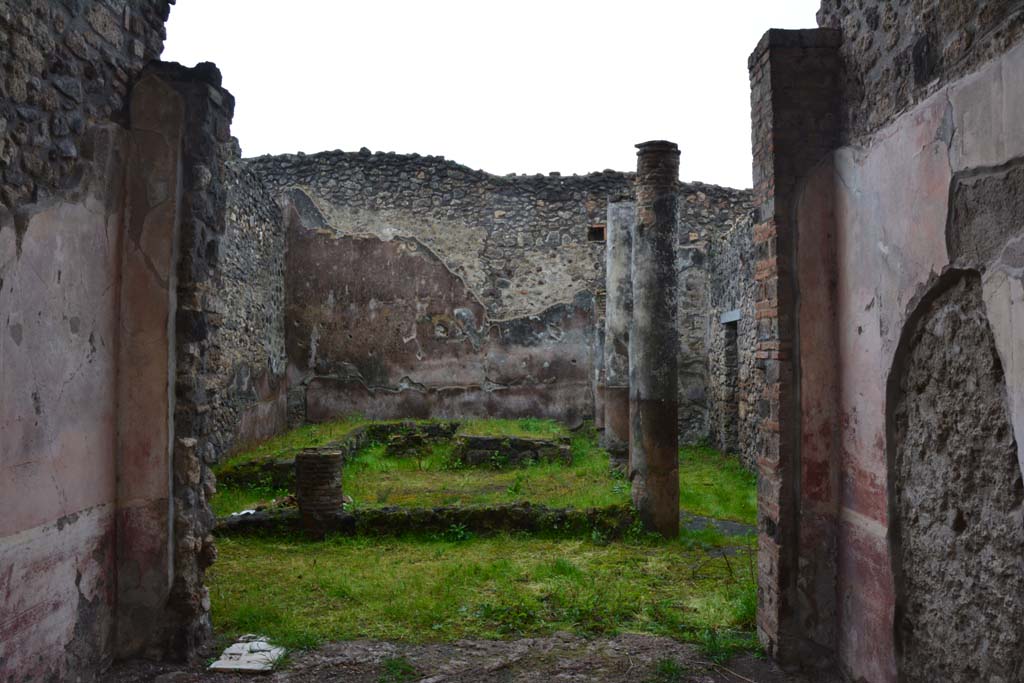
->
<box><xmin>588</xmin><ymin>223</ymin><xmax>606</xmax><ymax>242</ymax></box>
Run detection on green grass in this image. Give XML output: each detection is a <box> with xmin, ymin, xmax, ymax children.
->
<box><xmin>212</xmin><ymin>421</ymin><xmax>759</xmax><ymax>530</ymax></box>
<box><xmin>646</xmin><ymin>658</ymin><xmax>688</xmax><ymax>683</ymax></box>
<box><xmin>218</xmin><ymin>417</ymin><xmax>565</xmax><ymax>474</ymax></box>
<box><xmin>209</xmin><ymin>421</ymin><xmax>761</xmax><ymax>661</ymax></box>
<box><xmin>455</xmin><ymin>418</ymin><xmax>567</xmax><ymax>440</ymax></box>
<box><xmin>340</xmin><ymin>428</ymin><xmax>627</xmax><ymax>510</ymax></box>
<box><xmin>678</xmin><ymin>446</ymin><xmax>757</xmax><ymax>526</ymax></box>
<box><xmin>219</xmin><ymin>416</ymin><xmax>371</xmax><ymax>470</ymax></box>
<box><xmin>209</xmin><ymin>532</ymin><xmax>758</xmax><ymax>656</ymax></box>
<box><xmin>378</xmin><ymin>656</ymin><xmax>418</xmax><ymax>682</ymax></box>
<box><xmin>210</xmin><ymin>484</ymin><xmax>290</xmax><ymax>518</ymax></box>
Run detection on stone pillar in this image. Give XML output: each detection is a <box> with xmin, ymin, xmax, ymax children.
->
<box><xmin>295</xmin><ymin>447</ymin><xmax>345</xmax><ymax>535</ymax></box>
<box><xmin>748</xmin><ymin>29</ymin><xmax>841</xmax><ymax>666</ymax></box>
<box><xmin>116</xmin><ymin>73</ymin><xmax>183</xmax><ymax>658</ymax></box>
<box><xmin>604</xmin><ymin>200</ymin><xmax>635</xmax><ymax>470</ymax></box>
<box><xmin>629</xmin><ymin>141</ymin><xmax>680</xmax><ymax>538</ymax></box>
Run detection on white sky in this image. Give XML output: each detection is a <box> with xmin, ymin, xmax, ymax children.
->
<box><xmin>163</xmin><ymin>1</ymin><xmax>819</xmax><ymax>189</ymax></box>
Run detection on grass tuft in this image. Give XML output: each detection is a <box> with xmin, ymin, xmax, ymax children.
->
<box><xmin>378</xmin><ymin>656</ymin><xmax>418</xmax><ymax>683</ymax></box>
<box><xmin>646</xmin><ymin>658</ymin><xmax>688</xmax><ymax>683</ymax></box>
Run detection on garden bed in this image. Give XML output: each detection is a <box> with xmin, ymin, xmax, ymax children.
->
<box><xmin>204</xmin><ymin>419</ymin><xmax>762</xmax><ymax>666</ymax></box>
<box><xmin>216</xmin><ymin>501</ymin><xmax>637</xmax><ymax>539</ymax></box>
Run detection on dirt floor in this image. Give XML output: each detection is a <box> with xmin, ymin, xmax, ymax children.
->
<box><xmin>108</xmin><ymin>633</ymin><xmax>809</xmax><ymax>682</ymax></box>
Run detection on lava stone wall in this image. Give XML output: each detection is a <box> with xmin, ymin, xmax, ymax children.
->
<box><xmin>245</xmin><ymin>151</ymin><xmax>754</xmax><ymax>439</ymax></box>
<box><xmin>0</xmin><ymin>0</ymin><xmax>173</xmax><ymax>209</ymax></box>
<box><xmin>676</xmin><ymin>185</ymin><xmax>758</xmax><ymax>461</ymax></box>
<box><xmin>210</xmin><ymin>147</ymin><xmax>288</xmax><ymax>456</ymax></box>
<box><xmin>280</xmin><ymin>181</ymin><xmax>599</xmax><ymax>427</ymax></box>
<box><xmin>889</xmin><ymin>272</ymin><xmax>1024</xmax><ymax>683</ymax></box>
<box><xmin>817</xmin><ymin>0</ymin><xmax>1024</xmax><ymax>143</ymax></box>
<box><xmin>249</xmin><ymin>150</ymin><xmax>629</xmax><ymax>320</ymax></box>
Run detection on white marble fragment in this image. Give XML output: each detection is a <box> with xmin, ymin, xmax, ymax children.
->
<box><xmin>208</xmin><ymin>634</ymin><xmax>286</xmax><ymax>673</ymax></box>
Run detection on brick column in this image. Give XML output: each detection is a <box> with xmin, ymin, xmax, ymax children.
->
<box><xmin>629</xmin><ymin>141</ymin><xmax>680</xmax><ymax>538</ymax></box>
<box><xmin>296</xmin><ymin>447</ymin><xmax>345</xmax><ymax>534</ymax></box>
<box><xmin>604</xmin><ymin>199</ymin><xmax>635</xmax><ymax>470</ymax></box>
<box><xmin>747</xmin><ymin>29</ymin><xmax>841</xmax><ymax>666</ymax></box>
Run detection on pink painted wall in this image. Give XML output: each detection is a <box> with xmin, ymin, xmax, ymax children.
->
<box><xmin>0</xmin><ymin>127</ymin><xmax>127</xmax><ymax>680</ymax></box>
<box><xmin>114</xmin><ymin>73</ymin><xmax>183</xmax><ymax>656</ymax></box>
<box><xmin>795</xmin><ymin>37</ymin><xmax>1024</xmax><ymax>683</ymax></box>
<box><xmin>0</xmin><ymin>75</ymin><xmax>185</xmax><ymax>678</ymax></box>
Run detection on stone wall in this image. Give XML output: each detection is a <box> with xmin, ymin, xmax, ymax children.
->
<box><xmin>676</xmin><ymin>185</ymin><xmax>757</xmax><ymax>459</ymax></box>
<box><xmin>248</xmin><ymin>150</ymin><xmax>629</xmax><ymax>320</ymax></box>
<box><xmin>151</xmin><ymin>61</ymin><xmax>235</xmax><ymax>659</ymax></box>
<box><xmin>751</xmin><ymin>13</ymin><xmax>1024</xmax><ymax>683</ymax></box>
<box><xmin>817</xmin><ymin>0</ymin><xmax>1024</xmax><ymax>143</ymax></box>
<box><xmin>889</xmin><ymin>272</ymin><xmax>1024</xmax><ymax>683</ymax></box>
<box><xmin>281</xmin><ymin>184</ymin><xmax>598</xmax><ymax>427</ymax></box>
<box><xmin>244</xmin><ymin>151</ymin><xmax>754</xmax><ymax>441</ymax></box>
<box><xmin>0</xmin><ymin>2</ymin><xmax>176</xmax><ymax>680</ymax></box>
<box><xmin>1</xmin><ymin>21</ymin><xmax>263</xmax><ymax>671</ymax></box>
<box><xmin>210</xmin><ymin>147</ymin><xmax>288</xmax><ymax>456</ymax></box>
<box><xmin>1</xmin><ymin>121</ymin><xmax>129</xmax><ymax>682</ymax></box>
<box><xmin>0</xmin><ymin>0</ymin><xmax>172</xmax><ymax>209</ymax></box>
<box><xmin>811</xmin><ymin>35</ymin><xmax>1024</xmax><ymax>682</ymax></box>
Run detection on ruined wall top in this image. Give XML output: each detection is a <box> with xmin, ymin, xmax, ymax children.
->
<box><xmin>246</xmin><ymin>148</ymin><xmax>751</xmax><ymax>318</ymax></box>
<box><xmin>817</xmin><ymin>0</ymin><xmax>1024</xmax><ymax>143</ymax></box>
<box><xmin>247</xmin><ymin>147</ymin><xmax>750</xmax><ymax>203</ymax></box>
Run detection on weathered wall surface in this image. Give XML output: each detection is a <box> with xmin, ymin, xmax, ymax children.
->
<box><xmin>210</xmin><ymin>149</ymin><xmax>288</xmax><ymax>455</ymax></box>
<box><xmin>0</xmin><ymin>0</ymin><xmax>172</xmax><ymax>209</ymax></box>
<box><xmin>0</xmin><ymin>32</ymin><xmax>259</xmax><ymax>676</ymax></box>
<box><xmin>0</xmin><ymin>125</ymin><xmax>126</xmax><ymax>681</ymax></box>
<box><xmin>250</xmin><ymin>152</ymin><xmax>627</xmax><ymax>426</ymax></box>
<box><xmin>890</xmin><ymin>273</ymin><xmax>1024</xmax><ymax>683</ymax></box>
<box><xmin>114</xmin><ymin>71</ymin><xmax>185</xmax><ymax>659</ymax></box>
<box><xmin>249</xmin><ymin>151</ymin><xmax>628</xmax><ymax>320</ymax></box>
<box><xmin>283</xmin><ymin>195</ymin><xmax>596</xmax><ymax>426</ymax></box>
<box><xmin>747</xmin><ymin>29</ymin><xmax>843</xmax><ymax>665</ymax></box>
<box><xmin>817</xmin><ymin>0</ymin><xmax>1024</xmax><ymax>143</ymax></box>
<box><xmin>773</xmin><ymin>24</ymin><xmax>1024</xmax><ymax>683</ymax></box>
<box><xmin>148</xmin><ymin>61</ymin><xmax>244</xmax><ymax>658</ymax></box>
<box><xmin>246</xmin><ymin>151</ymin><xmax>754</xmax><ymax>441</ymax></box>
<box><xmin>676</xmin><ymin>186</ymin><xmax>757</xmax><ymax>461</ymax></box>
<box><xmin>0</xmin><ymin>2</ymin><xmax>174</xmax><ymax>680</ymax></box>
<box><xmin>823</xmin><ymin>40</ymin><xmax>1024</xmax><ymax>681</ymax></box>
